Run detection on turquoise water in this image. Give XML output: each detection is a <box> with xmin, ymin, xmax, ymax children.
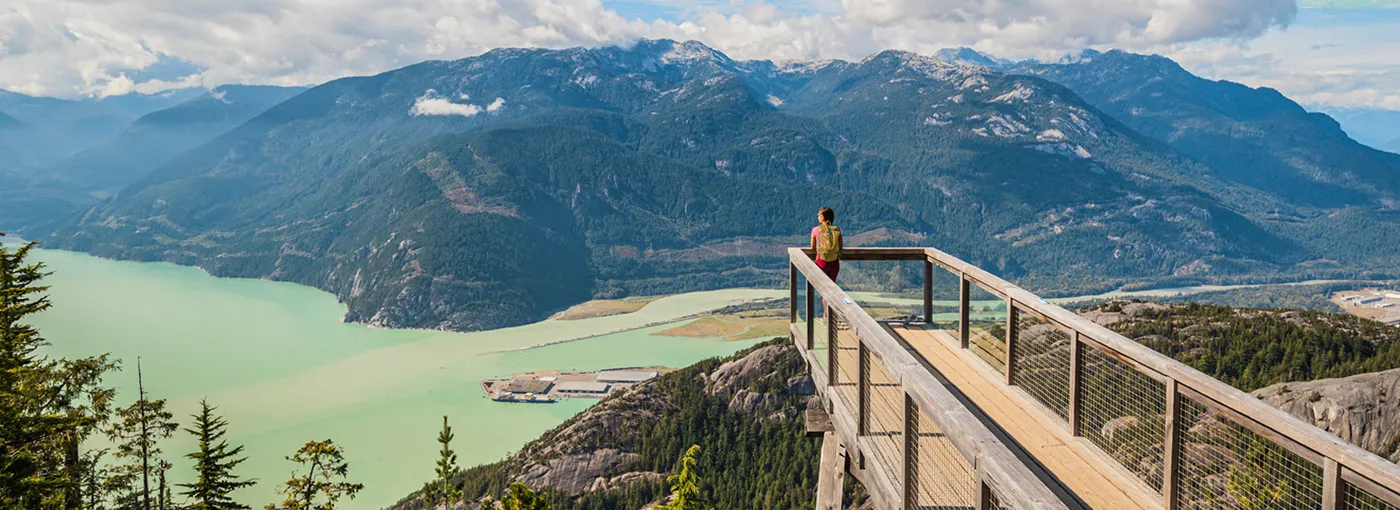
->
<box><xmin>27</xmin><ymin>249</ymin><xmax>781</xmax><ymax>509</ymax></box>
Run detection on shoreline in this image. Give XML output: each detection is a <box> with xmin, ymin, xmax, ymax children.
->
<box><xmin>479</xmin><ymin>305</ymin><xmax>768</xmax><ymax>354</ymax></box>
<box><xmin>27</xmin><ymin>246</ymin><xmax>1396</xmax><ymax>339</ymax></box>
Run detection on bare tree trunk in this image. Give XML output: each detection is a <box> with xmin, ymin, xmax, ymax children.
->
<box><xmin>140</xmin><ymin>358</ymin><xmax>150</xmax><ymax>510</ymax></box>
<box><xmin>65</xmin><ymin>432</ymin><xmax>81</xmax><ymax>510</ymax></box>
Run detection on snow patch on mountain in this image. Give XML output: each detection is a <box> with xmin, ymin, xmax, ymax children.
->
<box><xmin>960</xmin><ymin>76</ymin><xmax>988</xmax><ymax>90</ymax></box>
<box><xmin>986</xmin><ymin>115</ymin><xmax>1030</xmax><ymax>138</ymax></box>
<box><xmin>1033</xmin><ymin>142</ymin><xmax>1093</xmax><ymax>159</ymax></box>
<box><xmin>573</xmin><ymin>74</ymin><xmax>599</xmax><ymax>88</ymax></box>
<box><xmin>661</xmin><ymin>41</ymin><xmax>719</xmax><ymax>64</ymax></box>
<box><xmin>992</xmin><ymin>84</ymin><xmax>1035</xmax><ymax>104</ymax></box>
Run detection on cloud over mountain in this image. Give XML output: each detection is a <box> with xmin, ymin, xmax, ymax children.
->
<box><xmin>2</xmin><ymin>0</ymin><xmax>1297</xmax><ymax>100</ymax></box>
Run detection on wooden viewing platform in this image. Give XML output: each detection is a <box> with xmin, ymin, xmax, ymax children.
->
<box><xmin>789</xmin><ymin>247</ymin><xmax>1400</xmax><ymax>510</ymax></box>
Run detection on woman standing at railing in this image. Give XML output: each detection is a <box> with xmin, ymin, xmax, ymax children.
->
<box><xmin>810</xmin><ymin>207</ymin><xmax>842</xmax><ymax>282</ymax></box>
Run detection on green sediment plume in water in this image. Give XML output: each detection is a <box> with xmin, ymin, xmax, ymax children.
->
<box><xmin>28</xmin><ymin>249</ymin><xmax>780</xmax><ymax>509</ymax></box>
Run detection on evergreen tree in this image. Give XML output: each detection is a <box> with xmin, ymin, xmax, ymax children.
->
<box><xmin>265</xmin><ymin>440</ymin><xmax>363</xmax><ymax>510</ymax></box>
<box><xmin>0</xmin><ymin>238</ymin><xmax>117</xmax><ymax>507</ymax></box>
<box><xmin>179</xmin><ymin>399</ymin><xmax>255</xmax><ymax>510</ymax></box>
<box><xmin>482</xmin><ymin>482</ymin><xmax>549</xmax><ymax>510</ymax></box>
<box><xmin>422</xmin><ymin>416</ymin><xmax>460</xmax><ymax>509</ymax></box>
<box><xmin>657</xmin><ymin>445</ymin><xmax>708</xmax><ymax>510</ymax></box>
<box><xmin>103</xmin><ymin>361</ymin><xmax>180</xmax><ymax>510</ymax></box>
<box><xmin>83</xmin><ymin>450</ymin><xmax>110</xmax><ymax>510</ymax></box>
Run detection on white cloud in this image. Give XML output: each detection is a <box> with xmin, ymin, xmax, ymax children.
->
<box><xmin>410</xmin><ymin>91</ymin><xmax>483</xmax><ymax>117</ymax></box>
<box><xmin>486</xmin><ymin>97</ymin><xmax>506</xmax><ymax>113</ymax></box>
<box><xmin>5</xmin><ymin>0</ymin><xmax>1396</xmax><ymax>111</ymax></box>
<box><xmin>1152</xmin><ymin>10</ymin><xmax>1400</xmax><ymax>110</ymax></box>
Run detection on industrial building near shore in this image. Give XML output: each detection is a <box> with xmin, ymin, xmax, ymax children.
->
<box><xmin>482</xmin><ymin>368</ymin><xmax>661</xmax><ymax>402</ymax></box>
<box><xmin>1337</xmin><ymin>289</ymin><xmax>1400</xmax><ymax>326</ymax></box>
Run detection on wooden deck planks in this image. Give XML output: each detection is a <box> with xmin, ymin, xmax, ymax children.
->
<box><xmin>888</xmin><ymin>323</ymin><xmax>1157</xmax><ymax>510</ymax></box>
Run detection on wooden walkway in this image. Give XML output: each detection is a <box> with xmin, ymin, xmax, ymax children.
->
<box><xmin>887</xmin><ymin>322</ymin><xmax>1158</xmax><ymax>510</ymax></box>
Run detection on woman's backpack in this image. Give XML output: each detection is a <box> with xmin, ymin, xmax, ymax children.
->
<box><xmin>816</xmin><ymin>225</ymin><xmax>841</xmax><ymax>262</ymax></box>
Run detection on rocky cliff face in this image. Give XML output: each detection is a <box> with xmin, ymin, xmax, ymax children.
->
<box><xmin>389</xmin><ymin>341</ymin><xmax>823</xmax><ymax>510</ymax></box>
<box><xmin>1253</xmin><ymin>368</ymin><xmax>1400</xmax><ymax>463</ymax></box>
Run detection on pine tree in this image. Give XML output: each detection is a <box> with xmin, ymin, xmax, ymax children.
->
<box><xmin>658</xmin><ymin>445</ymin><xmax>708</xmax><ymax>510</ymax></box>
<box><xmin>104</xmin><ymin>361</ymin><xmax>180</xmax><ymax>510</ymax></box>
<box><xmin>0</xmin><ymin>238</ymin><xmax>117</xmax><ymax>507</ymax></box>
<box><xmin>83</xmin><ymin>450</ymin><xmax>110</xmax><ymax>510</ymax></box>
<box><xmin>265</xmin><ymin>440</ymin><xmax>363</xmax><ymax>510</ymax></box>
<box><xmin>179</xmin><ymin>399</ymin><xmax>255</xmax><ymax>510</ymax></box>
<box><xmin>422</xmin><ymin>416</ymin><xmax>461</xmax><ymax>509</ymax></box>
<box><xmin>482</xmin><ymin>482</ymin><xmax>549</xmax><ymax>510</ymax></box>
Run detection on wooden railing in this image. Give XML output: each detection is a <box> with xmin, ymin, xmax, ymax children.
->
<box><xmin>790</xmin><ymin>247</ymin><xmax>1400</xmax><ymax>510</ymax></box>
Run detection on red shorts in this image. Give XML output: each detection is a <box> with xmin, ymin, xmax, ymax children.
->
<box><xmin>815</xmin><ymin>258</ymin><xmax>840</xmax><ymax>281</ymax></box>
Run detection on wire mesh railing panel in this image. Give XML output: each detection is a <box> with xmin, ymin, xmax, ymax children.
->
<box><xmin>862</xmin><ymin>350</ymin><xmax>905</xmax><ymax>492</ymax></box>
<box><xmin>1079</xmin><ymin>344</ymin><xmax>1166</xmax><ymax>491</ymax></box>
<box><xmin>832</xmin><ymin>309</ymin><xmax>859</xmax><ymax>418</ymax></box>
<box><xmin>796</xmin><ymin>270</ymin><xmax>810</xmax><ymax>334</ymax></box>
<box><xmin>1009</xmin><ymin>307</ymin><xmax>1071</xmax><ymax>421</ymax></box>
<box><xmin>987</xmin><ymin>482</ymin><xmax>1011</xmax><ymax>510</ymax></box>
<box><xmin>1177</xmin><ymin>396</ymin><xmax>1323</xmax><ymax>509</ymax></box>
<box><xmin>845</xmin><ymin>260</ymin><xmax>927</xmax><ymax>321</ymax></box>
<box><xmin>930</xmin><ymin>262</ymin><xmax>963</xmax><ymax>333</ymax></box>
<box><xmin>1343</xmin><ymin>481</ymin><xmax>1400</xmax><ymax>510</ymax></box>
<box><xmin>966</xmin><ymin>282</ymin><xmax>1007</xmax><ymax>373</ymax></box>
<box><xmin>909</xmin><ymin>404</ymin><xmax>976</xmax><ymax>509</ymax></box>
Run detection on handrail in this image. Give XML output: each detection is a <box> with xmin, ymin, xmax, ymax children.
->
<box><xmin>914</xmin><ymin>246</ymin><xmax>1400</xmax><ymax>501</ymax></box>
<box><xmin>802</xmin><ymin>246</ymin><xmax>1400</xmax><ymax>509</ymax></box>
<box><xmin>789</xmin><ymin>248</ymin><xmax>1072</xmax><ymax>510</ymax></box>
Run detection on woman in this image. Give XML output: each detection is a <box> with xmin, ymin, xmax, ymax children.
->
<box><xmin>810</xmin><ymin>207</ymin><xmax>842</xmax><ymax>282</ymax></box>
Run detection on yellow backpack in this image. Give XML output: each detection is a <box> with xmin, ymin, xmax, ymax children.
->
<box><xmin>816</xmin><ymin>224</ymin><xmax>841</xmax><ymax>261</ymax></box>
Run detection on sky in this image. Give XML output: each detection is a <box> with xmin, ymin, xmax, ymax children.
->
<box><xmin>1</xmin><ymin>0</ymin><xmax>1398</xmax><ymax>111</ymax></box>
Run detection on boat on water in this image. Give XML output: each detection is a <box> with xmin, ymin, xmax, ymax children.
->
<box><xmin>491</xmin><ymin>390</ymin><xmax>557</xmax><ymax>403</ymax></box>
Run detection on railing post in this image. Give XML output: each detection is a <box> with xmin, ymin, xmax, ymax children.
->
<box><xmin>1164</xmin><ymin>379</ymin><xmax>1181</xmax><ymax>509</ymax></box>
<box><xmin>790</xmin><ymin>263</ymin><xmax>798</xmax><ymax>324</ymax></box>
<box><xmin>1069</xmin><ymin>332</ymin><xmax>1083</xmax><ymax>436</ymax></box>
<box><xmin>902</xmin><ymin>393</ymin><xmax>914</xmax><ymax>510</ymax></box>
<box><xmin>827</xmin><ymin>305</ymin><xmax>837</xmax><ymax>386</ymax></box>
<box><xmin>1004</xmin><ymin>300</ymin><xmax>1018</xmax><ymax>386</ymax></box>
<box><xmin>858</xmin><ymin>341</ymin><xmax>869</xmax><ymax>436</ymax></box>
<box><xmin>923</xmin><ymin>259</ymin><xmax>933</xmax><ymax>324</ymax></box>
<box><xmin>1323</xmin><ymin>458</ymin><xmax>1340</xmax><ymax>510</ymax></box>
<box><xmin>959</xmin><ymin>275</ymin><xmax>971</xmax><ymax>349</ymax></box>
<box><xmin>806</xmin><ymin>280</ymin><xmax>816</xmax><ymax>347</ymax></box>
<box><xmin>975</xmin><ymin>462</ymin><xmax>992</xmax><ymax>510</ymax></box>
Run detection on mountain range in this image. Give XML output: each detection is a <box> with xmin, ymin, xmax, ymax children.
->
<box><xmin>0</xmin><ymin>85</ymin><xmax>304</xmax><ymax>230</ymax></box>
<box><xmin>1315</xmin><ymin>106</ymin><xmax>1400</xmax><ymax>152</ymax></box>
<box><xmin>13</xmin><ymin>40</ymin><xmax>1400</xmax><ymax>331</ymax></box>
